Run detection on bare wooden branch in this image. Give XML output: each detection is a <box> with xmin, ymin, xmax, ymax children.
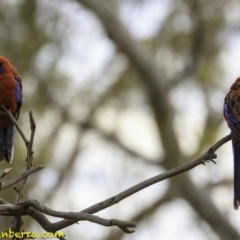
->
<box><xmin>0</xmin><ymin>166</ymin><xmax>44</xmax><ymax>190</ymax></box>
<box><xmin>0</xmin><ymin>199</ymin><xmax>136</xmax><ymax>234</ymax></box>
<box><xmin>82</xmin><ymin>134</ymin><xmax>231</xmax><ymax>214</ymax></box>
<box><xmin>0</xmin><ymin>105</ymin><xmax>233</xmax><ymax>235</ymax></box>
<box><xmin>0</xmin><ymin>134</ymin><xmax>229</xmax><ymax>234</ymax></box>
<box><xmin>28</xmin><ymin>111</ymin><xmax>36</xmax><ymax>167</ymax></box>
<box><xmin>16</xmin><ymin>111</ymin><xmax>36</xmax><ymax>204</ymax></box>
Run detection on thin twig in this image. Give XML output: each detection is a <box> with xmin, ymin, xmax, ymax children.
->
<box><xmin>0</xmin><ymin>166</ymin><xmax>44</xmax><ymax>190</ymax></box>
<box><xmin>1</xmin><ymin>105</ymin><xmax>29</xmax><ymax>146</ymax></box>
<box><xmin>27</xmin><ymin>111</ymin><xmax>36</xmax><ymax>168</ymax></box>
<box><xmin>16</xmin><ymin>111</ymin><xmax>36</xmax><ymax>204</ymax></box>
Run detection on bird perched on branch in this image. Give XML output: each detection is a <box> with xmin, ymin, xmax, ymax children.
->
<box><xmin>224</xmin><ymin>77</ymin><xmax>240</xmax><ymax>210</ymax></box>
<box><xmin>0</xmin><ymin>56</ymin><xmax>22</xmax><ymax>164</ymax></box>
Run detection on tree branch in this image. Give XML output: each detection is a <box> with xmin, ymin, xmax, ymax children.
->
<box><xmin>0</xmin><ymin>199</ymin><xmax>136</xmax><ymax>234</ymax></box>
<box><xmin>0</xmin><ymin>134</ymin><xmax>228</xmax><ymax>234</ymax></box>
<box><xmin>82</xmin><ymin>134</ymin><xmax>231</xmax><ymax>214</ymax></box>
<box><xmin>0</xmin><ymin>166</ymin><xmax>44</xmax><ymax>190</ymax></box>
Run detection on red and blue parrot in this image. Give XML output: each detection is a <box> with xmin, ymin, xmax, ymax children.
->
<box><xmin>224</xmin><ymin>77</ymin><xmax>240</xmax><ymax>209</ymax></box>
<box><xmin>0</xmin><ymin>56</ymin><xmax>22</xmax><ymax>164</ymax></box>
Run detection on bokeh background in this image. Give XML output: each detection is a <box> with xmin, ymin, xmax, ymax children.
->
<box><xmin>0</xmin><ymin>0</ymin><xmax>240</xmax><ymax>239</ymax></box>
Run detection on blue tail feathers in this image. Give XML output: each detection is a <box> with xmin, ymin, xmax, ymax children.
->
<box><xmin>232</xmin><ymin>141</ymin><xmax>240</xmax><ymax>209</ymax></box>
<box><xmin>0</xmin><ymin>124</ymin><xmax>15</xmax><ymax>164</ymax></box>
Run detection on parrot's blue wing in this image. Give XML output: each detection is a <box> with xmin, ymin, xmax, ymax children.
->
<box><xmin>14</xmin><ymin>75</ymin><xmax>22</xmax><ymax>120</ymax></box>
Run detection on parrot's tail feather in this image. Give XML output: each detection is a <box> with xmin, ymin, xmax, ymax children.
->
<box><xmin>232</xmin><ymin>141</ymin><xmax>240</xmax><ymax>210</ymax></box>
<box><xmin>0</xmin><ymin>129</ymin><xmax>6</xmax><ymax>162</ymax></box>
<box><xmin>6</xmin><ymin>124</ymin><xmax>15</xmax><ymax>163</ymax></box>
<box><xmin>0</xmin><ymin>125</ymin><xmax>15</xmax><ymax>164</ymax></box>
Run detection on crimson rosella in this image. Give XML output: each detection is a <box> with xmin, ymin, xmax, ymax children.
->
<box><xmin>224</xmin><ymin>77</ymin><xmax>240</xmax><ymax>209</ymax></box>
<box><xmin>0</xmin><ymin>56</ymin><xmax>22</xmax><ymax>164</ymax></box>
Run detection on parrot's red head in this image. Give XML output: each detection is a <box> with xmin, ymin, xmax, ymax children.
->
<box><xmin>0</xmin><ymin>56</ymin><xmax>13</xmax><ymax>74</ymax></box>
